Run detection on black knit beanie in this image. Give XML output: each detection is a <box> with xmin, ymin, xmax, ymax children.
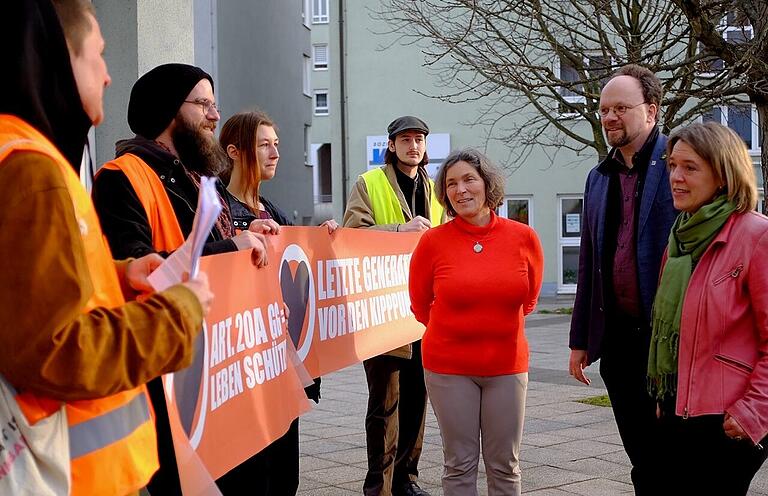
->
<box><xmin>128</xmin><ymin>63</ymin><xmax>214</xmax><ymax>139</ymax></box>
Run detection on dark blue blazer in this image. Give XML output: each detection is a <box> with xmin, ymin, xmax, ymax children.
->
<box><xmin>569</xmin><ymin>133</ymin><xmax>678</xmax><ymax>364</ymax></box>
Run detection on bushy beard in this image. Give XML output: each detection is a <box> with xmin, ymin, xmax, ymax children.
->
<box><xmin>172</xmin><ymin>115</ymin><xmax>228</xmax><ymax>176</ymax></box>
<box><xmin>607</xmin><ymin>129</ymin><xmax>631</xmax><ymax>148</ymax></box>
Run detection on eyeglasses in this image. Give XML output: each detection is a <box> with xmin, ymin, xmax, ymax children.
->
<box><xmin>598</xmin><ymin>102</ymin><xmax>647</xmax><ymax>117</ymax></box>
<box><xmin>183</xmin><ymin>98</ymin><xmax>219</xmax><ymax>114</ymax></box>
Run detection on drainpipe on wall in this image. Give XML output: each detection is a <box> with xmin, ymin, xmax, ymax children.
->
<box><xmin>338</xmin><ymin>0</ymin><xmax>348</xmax><ymax>207</ymax></box>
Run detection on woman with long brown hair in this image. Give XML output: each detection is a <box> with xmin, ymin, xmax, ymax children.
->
<box><xmin>221</xmin><ymin>109</ymin><xmax>337</xmax><ymax>233</ymax></box>
<box><xmin>218</xmin><ymin>109</ymin><xmax>336</xmax><ymax>495</ymax></box>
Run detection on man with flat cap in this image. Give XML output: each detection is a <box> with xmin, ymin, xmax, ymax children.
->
<box><xmin>92</xmin><ymin>63</ymin><xmax>269</xmax><ymax>495</ymax></box>
<box><xmin>344</xmin><ymin>115</ymin><xmax>443</xmax><ymax>496</ymax></box>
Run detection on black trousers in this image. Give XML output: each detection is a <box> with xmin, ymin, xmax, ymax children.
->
<box><xmin>599</xmin><ymin>316</ymin><xmax>658</xmax><ymax>496</ymax></box>
<box><xmin>363</xmin><ymin>341</ymin><xmax>427</xmax><ymax>496</ymax></box>
<box><xmin>216</xmin><ymin>418</ymin><xmax>300</xmax><ymax>496</ymax></box>
<box><xmin>656</xmin><ymin>411</ymin><xmax>768</xmax><ymax>495</ymax></box>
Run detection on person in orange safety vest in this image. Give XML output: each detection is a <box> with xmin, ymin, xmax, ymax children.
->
<box><xmin>0</xmin><ymin>1</ymin><xmax>214</xmax><ymax>494</ymax></box>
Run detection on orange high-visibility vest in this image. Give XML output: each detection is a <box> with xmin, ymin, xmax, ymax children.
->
<box><xmin>100</xmin><ymin>155</ymin><xmax>185</xmax><ymax>252</ymax></box>
<box><xmin>0</xmin><ymin>114</ymin><xmax>159</xmax><ymax>496</ymax></box>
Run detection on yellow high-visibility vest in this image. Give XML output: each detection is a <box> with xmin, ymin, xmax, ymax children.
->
<box><xmin>361</xmin><ymin>167</ymin><xmax>444</xmax><ymax>226</ymax></box>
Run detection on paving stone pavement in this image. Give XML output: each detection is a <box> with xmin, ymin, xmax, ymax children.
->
<box><xmin>298</xmin><ymin>297</ymin><xmax>768</xmax><ymax>495</ymax></box>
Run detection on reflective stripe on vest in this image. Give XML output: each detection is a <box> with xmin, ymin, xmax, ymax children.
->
<box><xmin>69</xmin><ymin>392</ymin><xmax>150</xmax><ymax>458</ymax></box>
<box><xmin>99</xmin><ymin>154</ymin><xmax>185</xmax><ymax>252</ymax></box>
<box><xmin>362</xmin><ymin>167</ymin><xmax>444</xmax><ymax>226</ymax></box>
<box><xmin>0</xmin><ymin>114</ymin><xmax>159</xmax><ymax>495</ymax></box>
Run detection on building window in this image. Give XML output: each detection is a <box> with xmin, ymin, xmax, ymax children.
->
<box><xmin>498</xmin><ymin>197</ymin><xmax>532</xmax><ymax>227</ymax></box>
<box><xmin>700</xmin><ymin>12</ymin><xmax>753</xmax><ymax>75</ymax></box>
<box><xmin>557</xmin><ymin>55</ymin><xmax>611</xmax><ymax>116</ymax></box>
<box><xmin>312</xmin><ymin>143</ymin><xmax>333</xmax><ymax>203</ymax></box>
<box><xmin>314</xmin><ymin>90</ymin><xmax>329</xmax><ymax>115</ymax></box>
<box><xmin>312</xmin><ymin>0</ymin><xmax>329</xmax><ymax>23</ymax></box>
<box><xmin>558</xmin><ymin>196</ymin><xmax>583</xmax><ymax>294</ymax></box>
<box><xmin>558</xmin><ymin>57</ymin><xmax>583</xmax><ymax>112</ymax></box>
<box><xmin>303</xmin><ymin>55</ymin><xmax>311</xmax><ymax>96</ymax></box>
<box><xmin>313</xmin><ymin>44</ymin><xmax>328</xmax><ymax>70</ymax></box>
<box><xmin>703</xmin><ymin>104</ymin><xmax>760</xmax><ymax>152</ymax></box>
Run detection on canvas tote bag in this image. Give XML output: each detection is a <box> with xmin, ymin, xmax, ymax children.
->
<box><xmin>0</xmin><ymin>375</ymin><xmax>70</xmax><ymax>495</ymax></box>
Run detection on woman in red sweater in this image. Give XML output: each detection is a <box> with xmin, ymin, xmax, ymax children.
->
<box><xmin>409</xmin><ymin>148</ymin><xmax>543</xmax><ymax>495</ymax></box>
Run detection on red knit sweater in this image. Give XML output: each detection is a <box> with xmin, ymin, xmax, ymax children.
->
<box><xmin>409</xmin><ymin>211</ymin><xmax>544</xmax><ymax>376</ymax></box>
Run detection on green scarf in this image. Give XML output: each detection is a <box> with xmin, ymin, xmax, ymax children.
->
<box><xmin>648</xmin><ymin>195</ymin><xmax>736</xmax><ymax>400</ymax></box>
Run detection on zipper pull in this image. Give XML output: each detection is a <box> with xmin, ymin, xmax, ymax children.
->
<box><xmin>683</xmin><ymin>407</ymin><xmax>689</xmax><ymax>420</ymax></box>
<box><xmin>731</xmin><ymin>265</ymin><xmax>743</xmax><ymax>278</ymax></box>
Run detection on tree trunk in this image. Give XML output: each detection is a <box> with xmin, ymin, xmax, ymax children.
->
<box><xmin>758</xmin><ymin>102</ymin><xmax>768</xmax><ymax>215</ymax></box>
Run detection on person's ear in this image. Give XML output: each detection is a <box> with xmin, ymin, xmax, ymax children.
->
<box><xmin>647</xmin><ymin>103</ymin><xmax>658</xmax><ymax>123</ymax></box>
<box><xmin>226</xmin><ymin>144</ymin><xmax>239</xmax><ymax>161</ymax></box>
<box><xmin>388</xmin><ymin>139</ymin><xmax>396</xmax><ymax>152</ymax></box>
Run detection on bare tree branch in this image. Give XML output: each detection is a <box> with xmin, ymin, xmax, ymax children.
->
<box><xmin>372</xmin><ymin>0</ymin><xmax>768</xmax><ymax>208</ymax></box>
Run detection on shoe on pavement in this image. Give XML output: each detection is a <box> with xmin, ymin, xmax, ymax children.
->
<box><xmin>393</xmin><ymin>481</ymin><xmax>431</xmax><ymax>496</ymax></box>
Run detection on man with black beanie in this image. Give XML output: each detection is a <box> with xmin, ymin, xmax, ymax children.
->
<box><xmin>92</xmin><ymin>63</ymin><xmax>271</xmax><ymax>495</ymax></box>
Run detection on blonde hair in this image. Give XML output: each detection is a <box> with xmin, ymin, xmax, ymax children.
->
<box><xmin>668</xmin><ymin>121</ymin><xmax>757</xmax><ymax>213</ymax></box>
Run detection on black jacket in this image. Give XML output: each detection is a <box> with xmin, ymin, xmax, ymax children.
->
<box><xmin>92</xmin><ymin>136</ymin><xmax>236</xmax><ymax>259</ymax></box>
<box><xmin>225</xmin><ymin>190</ymin><xmax>294</xmax><ymax>228</ymax></box>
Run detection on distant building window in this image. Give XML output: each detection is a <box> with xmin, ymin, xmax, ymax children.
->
<box><xmin>703</xmin><ymin>104</ymin><xmax>760</xmax><ymax>152</ymax></box>
<box><xmin>313</xmin><ymin>44</ymin><xmax>328</xmax><ymax>70</ymax></box>
<box><xmin>699</xmin><ymin>12</ymin><xmax>752</xmax><ymax>75</ymax></box>
<box><xmin>303</xmin><ymin>55</ymin><xmax>311</xmax><ymax>96</ymax></box>
<box><xmin>313</xmin><ymin>143</ymin><xmax>333</xmax><ymax>203</ymax></box>
<box><xmin>498</xmin><ymin>197</ymin><xmax>532</xmax><ymax>227</ymax></box>
<box><xmin>312</xmin><ymin>0</ymin><xmax>329</xmax><ymax>23</ymax></box>
<box><xmin>314</xmin><ymin>90</ymin><xmax>329</xmax><ymax>115</ymax></box>
<box><xmin>304</xmin><ymin>125</ymin><xmax>311</xmax><ymax>166</ymax></box>
<box><xmin>558</xmin><ymin>196</ymin><xmax>583</xmax><ymax>293</ymax></box>
<box><xmin>557</xmin><ymin>55</ymin><xmax>611</xmax><ymax>116</ymax></box>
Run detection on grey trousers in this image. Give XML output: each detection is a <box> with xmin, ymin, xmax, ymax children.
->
<box><xmin>425</xmin><ymin>371</ymin><xmax>528</xmax><ymax>496</ymax></box>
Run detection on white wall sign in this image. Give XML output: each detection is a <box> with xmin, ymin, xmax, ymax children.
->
<box><xmin>565</xmin><ymin>213</ymin><xmax>581</xmax><ymax>234</ymax></box>
<box><xmin>366</xmin><ymin>133</ymin><xmax>451</xmax><ymax>179</ymax></box>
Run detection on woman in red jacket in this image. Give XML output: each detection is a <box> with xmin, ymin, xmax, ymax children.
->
<box><xmin>649</xmin><ymin>122</ymin><xmax>768</xmax><ymax>495</ymax></box>
<box><xmin>409</xmin><ymin>148</ymin><xmax>543</xmax><ymax>495</ymax></box>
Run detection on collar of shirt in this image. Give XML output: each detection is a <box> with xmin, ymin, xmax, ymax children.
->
<box><xmin>601</xmin><ymin>126</ymin><xmax>660</xmax><ymax>175</ymax></box>
<box><xmin>393</xmin><ymin>163</ymin><xmax>423</xmax><ymax>198</ymax></box>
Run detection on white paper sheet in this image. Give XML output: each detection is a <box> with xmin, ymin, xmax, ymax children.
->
<box><xmin>148</xmin><ymin>176</ymin><xmax>223</xmax><ymax>291</ymax></box>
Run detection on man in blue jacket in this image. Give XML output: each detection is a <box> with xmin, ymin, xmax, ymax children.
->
<box><xmin>568</xmin><ymin>64</ymin><xmax>677</xmax><ymax>494</ymax></box>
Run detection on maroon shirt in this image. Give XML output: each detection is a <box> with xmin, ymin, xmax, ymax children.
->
<box><xmin>612</xmin><ymin>158</ymin><xmax>642</xmax><ymax>318</ymax></box>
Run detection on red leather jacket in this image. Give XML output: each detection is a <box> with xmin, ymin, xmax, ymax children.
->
<box><xmin>675</xmin><ymin>210</ymin><xmax>768</xmax><ymax>444</ymax></box>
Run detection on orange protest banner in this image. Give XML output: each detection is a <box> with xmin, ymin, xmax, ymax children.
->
<box><xmin>164</xmin><ymin>248</ymin><xmax>313</xmax><ymax>483</ymax></box>
<box><xmin>273</xmin><ymin>227</ymin><xmax>426</xmax><ymax>377</ymax></box>
<box><xmin>168</xmin><ymin>226</ymin><xmax>426</xmax><ymax>485</ymax></box>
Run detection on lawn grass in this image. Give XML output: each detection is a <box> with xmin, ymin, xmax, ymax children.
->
<box><xmin>575</xmin><ymin>394</ymin><xmax>612</xmax><ymax>407</ymax></box>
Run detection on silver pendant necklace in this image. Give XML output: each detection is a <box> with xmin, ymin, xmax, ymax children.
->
<box><xmin>472</xmin><ymin>230</ymin><xmax>493</xmax><ymax>254</ymax></box>
<box><xmin>461</xmin><ymin>213</ymin><xmax>494</xmax><ymax>254</ymax></box>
